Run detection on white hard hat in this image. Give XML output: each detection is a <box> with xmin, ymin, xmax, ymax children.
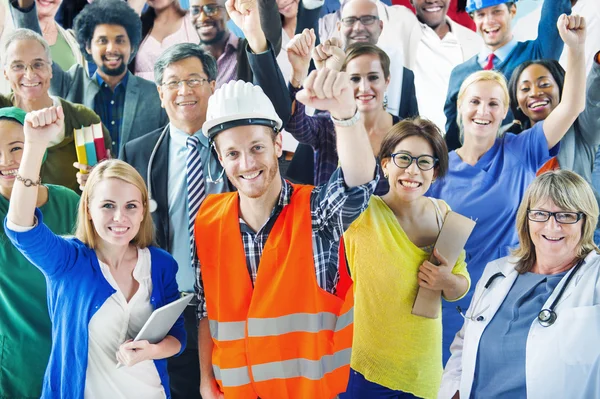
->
<box><xmin>202</xmin><ymin>80</ymin><xmax>283</xmax><ymax>140</ymax></box>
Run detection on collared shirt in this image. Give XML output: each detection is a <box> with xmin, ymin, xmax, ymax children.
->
<box><xmin>167</xmin><ymin>123</ymin><xmax>228</xmax><ymax>293</ymax></box>
<box><xmin>94</xmin><ymin>72</ymin><xmax>128</xmax><ymax>151</ymax></box>
<box><xmin>413</xmin><ymin>21</ymin><xmax>462</xmax><ymax>135</ymax></box>
<box><xmin>215</xmin><ymin>33</ymin><xmax>240</xmax><ymax>89</ymax></box>
<box><xmin>195</xmin><ymin>168</ymin><xmax>378</xmax><ymax>319</ymax></box>
<box><xmin>477</xmin><ymin>37</ymin><xmax>519</xmax><ymax>68</ymax></box>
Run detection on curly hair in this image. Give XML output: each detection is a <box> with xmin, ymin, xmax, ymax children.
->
<box><xmin>73</xmin><ymin>0</ymin><xmax>142</xmax><ymax>63</ymax></box>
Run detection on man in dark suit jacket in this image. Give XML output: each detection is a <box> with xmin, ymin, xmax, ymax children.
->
<box><xmin>121</xmin><ymin>1</ymin><xmax>291</xmax><ymax>397</ymax></box>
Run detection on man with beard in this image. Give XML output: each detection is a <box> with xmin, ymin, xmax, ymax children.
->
<box><xmin>11</xmin><ymin>0</ymin><xmax>168</xmax><ymax>157</ymax></box>
<box><xmin>442</xmin><ymin>0</ymin><xmax>573</xmax><ymax>151</ymax></box>
<box><xmin>195</xmin><ymin>68</ymin><xmax>377</xmax><ymax>398</ymax></box>
<box><xmin>190</xmin><ymin>0</ymin><xmax>283</xmax><ymax>88</ymax></box>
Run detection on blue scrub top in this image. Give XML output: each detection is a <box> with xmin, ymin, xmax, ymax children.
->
<box><xmin>427</xmin><ymin>121</ymin><xmax>559</xmax><ymax>362</ymax></box>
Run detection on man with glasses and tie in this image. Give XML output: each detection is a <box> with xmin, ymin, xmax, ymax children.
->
<box><xmin>443</xmin><ymin>0</ymin><xmax>573</xmax><ymax>151</ymax></box>
<box><xmin>189</xmin><ymin>0</ymin><xmax>283</xmax><ymax>88</ymax></box>
<box><xmin>119</xmin><ymin>1</ymin><xmax>290</xmax><ymax>396</ymax></box>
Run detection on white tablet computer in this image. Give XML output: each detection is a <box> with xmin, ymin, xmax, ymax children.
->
<box><xmin>134</xmin><ymin>294</ymin><xmax>193</xmax><ymax>344</ymax></box>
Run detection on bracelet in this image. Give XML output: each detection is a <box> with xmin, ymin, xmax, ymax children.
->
<box><xmin>330</xmin><ymin>107</ymin><xmax>360</xmax><ymax>127</ymax></box>
<box><xmin>16</xmin><ymin>174</ymin><xmax>41</xmax><ymax>187</ymax></box>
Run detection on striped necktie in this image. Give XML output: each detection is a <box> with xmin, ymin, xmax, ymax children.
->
<box><xmin>484</xmin><ymin>53</ymin><xmax>496</xmax><ymax>70</ymax></box>
<box><xmin>186</xmin><ymin>135</ymin><xmax>206</xmax><ymax>267</ymax></box>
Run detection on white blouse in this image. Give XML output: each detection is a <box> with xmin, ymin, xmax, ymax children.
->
<box><xmin>84</xmin><ymin>247</ymin><xmax>166</xmax><ymax>399</ymax></box>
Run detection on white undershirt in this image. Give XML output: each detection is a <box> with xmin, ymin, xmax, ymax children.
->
<box><xmin>413</xmin><ymin>24</ymin><xmax>462</xmax><ymax>136</ymax></box>
<box><xmin>84</xmin><ymin>247</ymin><xmax>166</xmax><ymax>399</ymax></box>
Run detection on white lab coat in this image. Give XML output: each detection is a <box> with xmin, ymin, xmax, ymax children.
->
<box><xmin>438</xmin><ymin>251</ymin><xmax>600</xmax><ymax>399</ymax></box>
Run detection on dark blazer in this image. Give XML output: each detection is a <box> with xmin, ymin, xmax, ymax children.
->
<box><xmin>122</xmin><ymin>44</ymin><xmax>291</xmax><ymax>250</ymax></box>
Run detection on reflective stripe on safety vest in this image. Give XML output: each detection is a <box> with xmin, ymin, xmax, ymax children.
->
<box><xmin>213</xmin><ymin>348</ymin><xmax>352</xmax><ymax>387</ymax></box>
<box><xmin>209</xmin><ymin>309</ymin><xmax>354</xmax><ymax>341</ymax></box>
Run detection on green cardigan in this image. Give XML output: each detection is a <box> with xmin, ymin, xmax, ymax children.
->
<box><xmin>0</xmin><ymin>95</ymin><xmax>111</xmax><ymax>193</ymax></box>
<box><xmin>0</xmin><ymin>184</ymin><xmax>80</xmax><ymax>398</ymax></box>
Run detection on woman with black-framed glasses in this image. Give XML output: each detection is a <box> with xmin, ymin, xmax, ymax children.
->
<box><xmin>341</xmin><ymin>118</ymin><xmax>470</xmax><ymax>399</ymax></box>
<box><xmin>441</xmin><ymin>170</ymin><xmax>600</xmax><ymax>399</ymax></box>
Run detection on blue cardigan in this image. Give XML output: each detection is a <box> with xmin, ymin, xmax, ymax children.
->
<box><xmin>4</xmin><ymin>209</ymin><xmax>186</xmax><ymax>399</ymax></box>
<box><xmin>443</xmin><ymin>0</ymin><xmax>571</xmax><ymax>151</ymax></box>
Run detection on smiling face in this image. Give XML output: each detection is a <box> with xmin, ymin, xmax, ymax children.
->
<box><xmin>338</xmin><ymin>0</ymin><xmax>383</xmax><ymax>47</ymax></box>
<box><xmin>87</xmin><ymin>178</ymin><xmax>145</xmax><ymax>247</ymax></box>
<box><xmin>158</xmin><ymin>56</ymin><xmax>215</xmax><ymax>132</ymax></box>
<box><xmin>459</xmin><ymin>80</ymin><xmax>508</xmax><ymax>142</ymax></box>
<box><xmin>189</xmin><ymin>0</ymin><xmax>228</xmax><ymax>45</ymax></box>
<box><xmin>345</xmin><ymin>53</ymin><xmax>389</xmax><ymax>113</ymax></box>
<box><xmin>35</xmin><ymin>0</ymin><xmax>62</xmax><ymax>19</ymax></box>
<box><xmin>4</xmin><ymin>39</ymin><xmax>52</xmax><ymax>102</ymax></box>
<box><xmin>529</xmin><ymin>199</ymin><xmax>582</xmax><ymax>264</ymax></box>
<box><xmin>215</xmin><ymin>125</ymin><xmax>282</xmax><ymax>200</ymax></box>
<box><xmin>472</xmin><ymin>3</ymin><xmax>516</xmax><ymax>51</ymax></box>
<box><xmin>382</xmin><ymin>135</ymin><xmax>437</xmax><ymax>202</ymax></box>
<box><xmin>277</xmin><ymin>0</ymin><xmax>299</xmax><ymax>20</ymax></box>
<box><xmin>516</xmin><ymin>64</ymin><xmax>560</xmax><ymax>125</ymax></box>
<box><xmin>85</xmin><ymin>24</ymin><xmax>131</xmax><ymax>78</ymax></box>
<box><xmin>0</xmin><ymin>120</ymin><xmax>24</xmax><ymax>194</ymax></box>
<box><xmin>411</xmin><ymin>0</ymin><xmax>449</xmax><ymax>31</ymax></box>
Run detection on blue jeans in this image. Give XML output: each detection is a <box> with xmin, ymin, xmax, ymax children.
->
<box><xmin>340</xmin><ymin>369</ymin><xmax>420</xmax><ymax>399</ymax></box>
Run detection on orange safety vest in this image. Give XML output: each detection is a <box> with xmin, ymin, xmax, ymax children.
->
<box><xmin>195</xmin><ymin>184</ymin><xmax>353</xmax><ymax>399</ymax></box>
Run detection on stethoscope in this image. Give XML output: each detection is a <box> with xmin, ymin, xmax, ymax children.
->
<box><xmin>146</xmin><ymin>124</ymin><xmax>225</xmax><ymax>213</ymax></box>
<box><xmin>457</xmin><ymin>258</ymin><xmax>584</xmax><ymax>327</ymax></box>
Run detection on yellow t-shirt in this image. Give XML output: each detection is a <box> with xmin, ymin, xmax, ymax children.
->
<box><xmin>344</xmin><ymin>196</ymin><xmax>470</xmax><ymax>399</ymax></box>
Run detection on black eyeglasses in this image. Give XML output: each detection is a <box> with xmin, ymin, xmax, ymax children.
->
<box><xmin>527</xmin><ymin>209</ymin><xmax>585</xmax><ymax>224</ymax></box>
<box><xmin>340</xmin><ymin>15</ymin><xmax>379</xmax><ymax>27</ymax></box>
<box><xmin>161</xmin><ymin>78</ymin><xmax>210</xmax><ymax>91</ymax></box>
<box><xmin>390</xmin><ymin>152</ymin><xmax>438</xmax><ymax>171</ymax></box>
<box><xmin>190</xmin><ymin>4</ymin><xmax>224</xmax><ymax>17</ymax></box>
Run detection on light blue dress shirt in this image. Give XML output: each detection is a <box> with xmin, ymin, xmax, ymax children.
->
<box><xmin>167</xmin><ymin>124</ymin><xmax>228</xmax><ymax>292</ymax></box>
<box><xmin>477</xmin><ymin>37</ymin><xmax>519</xmax><ymax>68</ymax></box>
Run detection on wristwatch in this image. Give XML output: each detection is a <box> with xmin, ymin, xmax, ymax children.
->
<box><xmin>330</xmin><ymin>107</ymin><xmax>360</xmax><ymax>127</ymax></box>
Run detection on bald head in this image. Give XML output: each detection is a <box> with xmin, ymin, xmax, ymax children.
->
<box><xmin>338</xmin><ymin>0</ymin><xmax>383</xmax><ymax>48</ymax></box>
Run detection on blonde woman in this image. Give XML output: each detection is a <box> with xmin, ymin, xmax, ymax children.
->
<box><xmin>440</xmin><ymin>170</ymin><xmax>600</xmax><ymax>398</ymax></box>
<box><xmin>5</xmin><ymin>106</ymin><xmax>185</xmax><ymax>398</ymax></box>
<box><xmin>427</xmin><ymin>14</ymin><xmax>587</xmax><ymax>362</ymax></box>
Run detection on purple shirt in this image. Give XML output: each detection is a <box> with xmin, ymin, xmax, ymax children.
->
<box><xmin>287</xmin><ymin>84</ymin><xmax>392</xmax><ymax>194</ymax></box>
<box><xmin>215</xmin><ymin>33</ymin><xmax>239</xmax><ymax>89</ymax></box>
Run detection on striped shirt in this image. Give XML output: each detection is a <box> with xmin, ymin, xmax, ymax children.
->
<box><xmin>94</xmin><ymin>72</ymin><xmax>128</xmax><ymax>151</ymax></box>
<box><xmin>287</xmin><ymin>84</ymin><xmax>394</xmax><ymax>195</ymax></box>
<box><xmin>215</xmin><ymin>33</ymin><xmax>240</xmax><ymax>89</ymax></box>
<box><xmin>195</xmin><ymin>168</ymin><xmax>378</xmax><ymax>319</ymax></box>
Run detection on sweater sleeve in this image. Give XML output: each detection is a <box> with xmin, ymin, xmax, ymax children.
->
<box><xmin>576</xmin><ymin>57</ymin><xmax>600</xmax><ymax>147</ymax></box>
<box><xmin>159</xmin><ymin>250</ymin><xmax>187</xmax><ymax>355</ymax></box>
<box><xmin>535</xmin><ymin>0</ymin><xmax>571</xmax><ymax>59</ymax></box>
<box><xmin>4</xmin><ymin>208</ymin><xmax>82</xmax><ymax>279</ymax></box>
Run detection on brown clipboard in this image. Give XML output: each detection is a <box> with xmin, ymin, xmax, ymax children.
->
<box><xmin>411</xmin><ymin>211</ymin><xmax>476</xmax><ymax>319</ymax></box>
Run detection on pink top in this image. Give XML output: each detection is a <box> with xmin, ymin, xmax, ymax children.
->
<box><xmin>135</xmin><ymin>16</ymin><xmax>200</xmax><ymax>81</ymax></box>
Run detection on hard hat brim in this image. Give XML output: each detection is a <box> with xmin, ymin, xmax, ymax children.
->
<box><xmin>202</xmin><ymin>112</ymin><xmax>283</xmax><ymax>140</ymax></box>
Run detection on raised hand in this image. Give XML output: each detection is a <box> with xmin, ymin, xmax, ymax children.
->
<box><xmin>225</xmin><ymin>0</ymin><xmax>267</xmax><ymax>52</ymax></box>
<box><xmin>558</xmin><ymin>14</ymin><xmax>586</xmax><ymax>49</ymax></box>
<box><xmin>24</xmin><ymin>106</ymin><xmax>65</xmax><ymax>148</ymax></box>
<box><xmin>295</xmin><ymin>68</ymin><xmax>356</xmax><ymax>120</ymax></box>
<box><xmin>287</xmin><ymin>28</ymin><xmax>317</xmax><ymax>87</ymax></box>
<box><xmin>312</xmin><ymin>38</ymin><xmax>345</xmax><ymax>71</ymax></box>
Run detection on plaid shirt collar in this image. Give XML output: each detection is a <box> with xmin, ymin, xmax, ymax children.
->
<box><xmin>239</xmin><ymin>177</ymin><xmax>293</xmax><ymax>232</ymax></box>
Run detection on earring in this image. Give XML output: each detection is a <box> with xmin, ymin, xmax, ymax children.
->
<box><xmin>384</xmin><ymin>173</ymin><xmax>389</xmax><ymax>179</ymax></box>
<box><xmin>383</xmin><ymin>93</ymin><xmax>388</xmax><ymax>110</ymax></box>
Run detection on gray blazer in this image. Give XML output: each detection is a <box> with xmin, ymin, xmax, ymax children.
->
<box><xmin>10</xmin><ymin>1</ymin><xmax>169</xmax><ymax>157</ymax></box>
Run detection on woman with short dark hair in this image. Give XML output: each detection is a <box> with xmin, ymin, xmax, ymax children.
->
<box><xmin>342</xmin><ymin>118</ymin><xmax>470</xmax><ymax>399</ymax></box>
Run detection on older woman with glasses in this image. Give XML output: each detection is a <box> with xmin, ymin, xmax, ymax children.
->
<box><xmin>439</xmin><ymin>170</ymin><xmax>600</xmax><ymax>398</ymax></box>
<box><xmin>341</xmin><ymin>118</ymin><xmax>470</xmax><ymax>399</ymax></box>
